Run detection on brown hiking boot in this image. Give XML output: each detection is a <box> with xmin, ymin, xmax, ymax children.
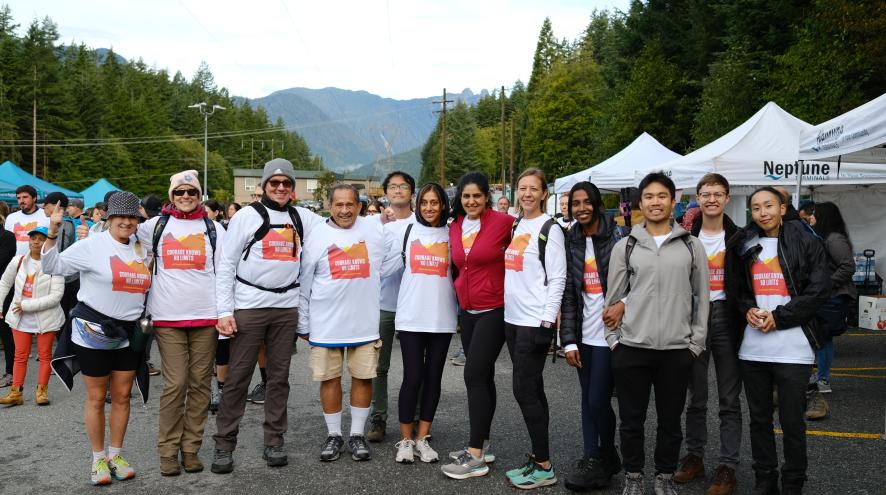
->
<box><xmin>181</xmin><ymin>452</ymin><xmax>204</xmax><ymax>473</ymax></box>
<box><xmin>159</xmin><ymin>456</ymin><xmax>181</xmax><ymax>476</ymax></box>
<box><xmin>35</xmin><ymin>384</ymin><xmax>50</xmax><ymax>405</ymax></box>
<box><xmin>707</xmin><ymin>465</ymin><xmax>737</xmax><ymax>495</ymax></box>
<box><xmin>0</xmin><ymin>386</ymin><xmax>23</xmax><ymax>406</ymax></box>
<box><xmin>366</xmin><ymin>417</ymin><xmax>386</xmax><ymax>443</ymax></box>
<box><xmin>673</xmin><ymin>453</ymin><xmax>705</xmax><ymax>483</ymax></box>
<box><xmin>806</xmin><ymin>391</ymin><xmax>829</xmax><ymax>420</ymax></box>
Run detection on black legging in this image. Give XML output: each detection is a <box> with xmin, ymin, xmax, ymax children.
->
<box><xmin>398</xmin><ymin>331</ymin><xmax>452</xmax><ymax>424</ymax></box>
<box><xmin>505</xmin><ymin>323</ymin><xmax>553</xmax><ymax>462</ymax></box>
<box><xmin>459</xmin><ymin>308</ymin><xmax>506</xmax><ymax>450</ymax></box>
<box><xmin>215</xmin><ymin>338</ymin><xmax>231</xmax><ymax>366</ymax></box>
<box><xmin>0</xmin><ymin>291</ymin><xmax>13</xmax><ymax>374</ymax></box>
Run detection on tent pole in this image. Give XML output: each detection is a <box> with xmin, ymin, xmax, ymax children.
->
<box><xmin>794</xmin><ymin>161</ymin><xmax>802</xmax><ymax>209</ymax></box>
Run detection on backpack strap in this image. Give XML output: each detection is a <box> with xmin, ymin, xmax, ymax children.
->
<box><xmin>15</xmin><ymin>255</ymin><xmax>24</xmax><ymax>274</ymax></box>
<box><xmin>287</xmin><ymin>205</ymin><xmax>304</xmax><ymax>248</ymax></box>
<box><xmin>625</xmin><ymin>234</ymin><xmax>695</xmax><ymax>294</ymax></box>
<box><xmin>151</xmin><ymin>215</ymin><xmax>171</xmax><ymax>274</ymax></box>
<box><xmin>243</xmin><ymin>202</ymin><xmax>270</xmax><ymax>261</ymax></box>
<box><xmin>537</xmin><ymin>218</ymin><xmax>559</xmax><ymax>286</ymax></box>
<box><xmin>202</xmin><ymin>216</ymin><xmax>218</xmax><ymax>273</ymax></box>
<box><xmin>401</xmin><ymin>223</ymin><xmax>414</xmax><ymax>266</ymax></box>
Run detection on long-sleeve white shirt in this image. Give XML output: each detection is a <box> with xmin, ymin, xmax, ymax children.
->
<box><xmin>504</xmin><ymin>214</ymin><xmax>567</xmax><ymax>326</ymax></box>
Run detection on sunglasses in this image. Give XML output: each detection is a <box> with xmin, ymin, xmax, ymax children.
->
<box><xmin>268</xmin><ymin>179</ymin><xmax>293</xmax><ymax>189</ymax></box>
<box><xmin>173</xmin><ymin>188</ymin><xmax>199</xmax><ymax>197</ymax></box>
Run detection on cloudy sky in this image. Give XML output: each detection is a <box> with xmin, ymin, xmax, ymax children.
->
<box><xmin>7</xmin><ymin>0</ymin><xmax>629</xmax><ymax>100</ymax></box>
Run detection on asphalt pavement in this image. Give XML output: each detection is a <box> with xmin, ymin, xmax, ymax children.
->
<box><xmin>1</xmin><ymin>328</ymin><xmax>884</xmax><ymax>494</ymax></box>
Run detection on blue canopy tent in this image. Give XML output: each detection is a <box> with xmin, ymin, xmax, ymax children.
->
<box><xmin>80</xmin><ymin>178</ymin><xmax>120</xmax><ymax>208</ymax></box>
<box><xmin>0</xmin><ymin>161</ymin><xmax>83</xmax><ymax>202</ymax></box>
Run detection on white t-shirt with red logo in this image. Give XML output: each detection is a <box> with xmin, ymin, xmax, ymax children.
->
<box><xmin>137</xmin><ymin>216</ymin><xmax>225</xmax><ymax>322</ymax></box>
<box><xmin>579</xmin><ymin>239</ymin><xmax>607</xmax><ymax>347</ymax></box>
<box><xmin>699</xmin><ymin>231</ymin><xmax>726</xmax><ymax>302</ymax></box>
<box><xmin>378</xmin><ymin>214</ymin><xmax>414</xmax><ymax>312</ymax></box>
<box><xmin>381</xmin><ymin>222</ymin><xmax>457</xmax><ymax>333</ymax></box>
<box><xmin>297</xmin><ymin>216</ymin><xmax>385</xmax><ymax>345</ymax></box>
<box><xmin>461</xmin><ymin>217</ymin><xmax>481</xmax><ymax>257</ymax></box>
<box><xmin>503</xmin><ymin>214</ymin><xmax>566</xmax><ymax>327</ymax></box>
<box><xmin>738</xmin><ymin>237</ymin><xmax>814</xmax><ymax>364</ymax></box>
<box><xmin>16</xmin><ymin>260</ymin><xmax>40</xmax><ymax>332</ymax></box>
<box><xmin>5</xmin><ymin>209</ymin><xmax>50</xmax><ymax>256</ymax></box>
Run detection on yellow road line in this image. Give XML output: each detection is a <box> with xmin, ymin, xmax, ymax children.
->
<box><xmin>846</xmin><ymin>332</ymin><xmax>886</xmax><ymax>336</ymax></box>
<box><xmin>831</xmin><ymin>367</ymin><xmax>886</xmax><ymax>371</ymax></box>
<box><xmin>775</xmin><ymin>428</ymin><xmax>883</xmax><ymax>439</ymax></box>
<box><xmin>830</xmin><ymin>373</ymin><xmax>886</xmax><ymax>379</ymax></box>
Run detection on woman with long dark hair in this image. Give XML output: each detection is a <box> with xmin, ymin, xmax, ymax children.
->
<box><xmin>725</xmin><ymin>186</ymin><xmax>831</xmax><ymax>495</ymax></box>
<box><xmin>810</xmin><ymin>202</ymin><xmax>856</xmax><ymax>393</ymax></box>
<box><xmin>442</xmin><ymin>172</ymin><xmax>514</xmax><ymax>480</ymax></box>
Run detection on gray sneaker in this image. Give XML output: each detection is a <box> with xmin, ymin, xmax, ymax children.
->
<box><xmin>622</xmin><ymin>472</ymin><xmax>644</xmax><ymax>495</ymax></box>
<box><xmin>451</xmin><ymin>349</ymin><xmax>466</xmax><ymax>366</ymax></box>
<box><xmin>248</xmin><ymin>381</ymin><xmax>266</xmax><ymax>404</ymax></box>
<box><xmin>0</xmin><ymin>373</ymin><xmax>12</xmax><ymax>388</ymax></box>
<box><xmin>210</xmin><ymin>449</ymin><xmax>233</xmax><ymax>474</ymax></box>
<box><xmin>348</xmin><ymin>434</ymin><xmax>372</xmax><ymax>461</ymax></box>
<box><xmin>817</xmin><ymin>379</ymin><xmax>832</xmax><ymax>393</ymax></box>
<box><xmin>209</xmin><ymin>387</ymin><xmax>222</xmax><ymax>414</ymax></box>
<box><xmin>448</xmin><ymin>440</ymin><xmax>495</xmax><ymax>463</ymax></box>
<box><xmin>654</xmin><ymin>473</ymin><xmax>677</xmax><ymax>495</ymax></box>
<box><xmin>320</xmin><ymin>435</ymin><xmax>345</xmax><ymax>462</ymax></box>
<box><xmin>441</xmin><ymin>450</ymin><xmax>489</xmax><ymax>479</ymax></box>
<box><xmin>262</xmin><ymin>445</ymin><xmax>288</xmax><ymax>467</ymax></box>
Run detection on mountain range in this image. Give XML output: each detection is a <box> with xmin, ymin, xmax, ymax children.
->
<box><xmin>250</xmin><ymin>87</ymin><xmax>484</xmax><ymax>174</ymax></box>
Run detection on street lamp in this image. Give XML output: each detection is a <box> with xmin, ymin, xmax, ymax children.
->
<box><xmin>188</xmin><ymin>102</ymin><xmax>226</xmax><ymax>200</ymax></box>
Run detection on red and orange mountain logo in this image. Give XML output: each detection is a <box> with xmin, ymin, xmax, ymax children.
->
<box><xmin>262</xmin><ymin>227</ymin><xmax>298</xmax><ymax>262</ymax></box>
<box><xmin>13</xmin><ymin>222</ymin><xmax>36</xmax><ymax>242</ymax></box>
<box><xmin>110</xmin><ymin>256</ymin><xmax>150</xmax><ymax>293</ymax></box>
<box><xmin>504</xmin><ymin>233</ymin><xmax>531</xmax><ymax>271</ymax></box>
<box><xmin>751</xmin><ymin>256</ymin><xmax>788</xmax><ymax>296</ymax></box>
<box><xmin>22</xmin><ymin>273</ymin><xmax>35</xmax><ymax>298</ymax></box>
<box><xmin>583</xmin><ymin>257</ymin><xmax>603</xmax><ymax>294</ymax></box>
<box><xmin>328</xmin><ymin>241</ymin><xmax>370</xmax><ymax>279</ymax></box>
<box><xmin>409</xmin><ymin>239</ymin><xmax>448</xmax><ymax>277</ymax></box>
<box><xmin>161</xmin><ymin>233</ymin><xmax>206</xmax><ymax>270</ymax></box>
<box><xmin>708</xmin><ymin>250</ymin><xmax>726</xmax><ymax>291</ymax></box>
<box><xmin>462</xmin><ymin>231</ymin><xmax>478</xmax><ymax>256</ymax></box>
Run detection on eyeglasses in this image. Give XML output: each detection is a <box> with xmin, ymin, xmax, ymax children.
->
<box><xmin>387</xmin><ymin>184</ymin><xmax>411</xmax><ymax>191</ymax></box>
<box><xmin>173</xmin><ymin>188</ymin><xmax>199</xmax><ymax>197</ymax></box>
<box><xmin>698</xmin><ymin>192</ymin><xmax>727</xmax><ymax>200</ymax></box>
<box><xmin>268</xmin><ymin>179</ymin><xmax>293</xmax><ymax>189</ymax></box>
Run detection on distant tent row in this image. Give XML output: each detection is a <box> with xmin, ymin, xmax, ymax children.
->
<box><xmin>0</xmin><ymin>161</ymin><xmax>118</xmax><ymax>208</ymax></box>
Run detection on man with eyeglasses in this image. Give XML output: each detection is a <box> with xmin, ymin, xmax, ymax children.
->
<box><xmin>674</xmin><ymin>173</ymin><xmax>743</xmax><ymax>495</ymax></box>
<box><xmin>211</xmin><ymin>158</ymin><xmax>324</xmax><ymax>474</ymax></box>
<box><xmin>367</xmin><ymin>171</ymin><xmax>415</xmax><ymax>443</ymax></box>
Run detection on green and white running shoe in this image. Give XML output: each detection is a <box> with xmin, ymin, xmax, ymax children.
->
<box><xmin>108</xmin><ymin>454</ymin><xmax>135</xmax><ymax>481</ymax></box>
<box><xmin>506</xmin><ymin>455</ymin><xmax>537</xmax><ymax>479</ymax></box>
<box><xmin>509</xmin><ymin>462</ymin><xmax>557</xmax><ymax>490</ymax></box>
<box><xmin>90</xmin><ymin>458</ymin><xmax>112</xmax><ymax>486</ymax></box>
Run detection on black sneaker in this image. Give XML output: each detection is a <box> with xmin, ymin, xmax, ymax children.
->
<box><xmin>210</xmin><ymin>449</ymin><xmax>233</xmax><ymax>474</ymax></box>
<box><xmin>320</xmin><ymin>435</ymin><xmax>345</xmax><ymax>462</ymax></box>
<box><xmin>601</xmin><ymin>448</ymin><xmax>622</xmax><ymax>478</ymax></box>
<box><xmin>348</xmin><ymin>434</ymin><xmax>372</xmax><ymax>461</ymax></box>
<box><xmin>263</xmin><ymin>445</ymin><xmax>288</xmax><ymax>467</ymax></box>
<box><xmin>248</xmin><ymin>382</ymin><xmax>266</xmax><ymax>404</ymax></box>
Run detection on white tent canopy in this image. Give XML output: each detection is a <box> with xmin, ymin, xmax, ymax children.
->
<box><xmin>553</xmin><ymin>132</ymin><xmax>681</xmax><ymax>193</ymax></box>
<box><xmin>638</xmin><ymin>101</ymin><xmax>886</xmax><ymax>190</ymax></box>
<box><xmin>799</xmin><ymin>93</ymin><xmax>886</xmax><ymax>164</ymax></box>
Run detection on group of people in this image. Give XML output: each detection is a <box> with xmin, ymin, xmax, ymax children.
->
<box><xmin>0</xmin><ymin>158</ymin><xmax>853</xmax><ymax>495</ymax></box>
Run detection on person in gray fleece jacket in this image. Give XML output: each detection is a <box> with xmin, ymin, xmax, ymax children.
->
<box><xmin>602</xmin><ymin>172</ymin><xmax>710</xmax><ymax>495</ymax></box>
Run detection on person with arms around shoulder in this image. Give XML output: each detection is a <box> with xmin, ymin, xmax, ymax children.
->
<box><xmin>498</xmin><ymin>168</ymin><xmax>566</xmax><ymax>489</ymax></box>
<box><xmin>380</xmin><ymin>182</ymin><xmax>456</xmax><ymax>464</ymax></box>
<box><xmin>211</xmin><ymin>158</ymin><xmax>324</xmax><ymax>474</ymax></box>
<box><xmin>297</xmin><ymin>184</ymin><xmax>385</xmax><ymax>463</ymax></box>
<box><xmin>0</xmin><ymin>226</ymin><xmax>64</xmax><ymax>407</ymax></box>
<box><xmin>367</xmin><ymin>171</ymin><xmax>416</xmax><ymax>443</ymax></box>
<box><xmin>441</xmin><ymin>171</ymin><xmax>515</xmax><ymax>480</ymax></box>
<box><xmin>43</xmin><ymin>191</ymin><xmax>151</xmax><ymax>486</ymax></box>
<box><xmin>674</xmin><ymin>173</ymin><xmax>743</xmax><ymax>495</ymax></box>
<box><xmin>725</xmin><ymin>187</ymin><xmax>831</xmax><ymax>495</ymax></box>
<box><xmin>605</xmin><ymin>172</ymin><xmax>710</xmax><ymax>495</ymax></box>
<box><xmin>136</xmin><ymin>170</ymin><xmax>226</xmax><ymax>476</ymax></box>
<box><xmin>559</xmin><ymin>181</ymin><xmax>624</xmax><ymax>491</ymax></box>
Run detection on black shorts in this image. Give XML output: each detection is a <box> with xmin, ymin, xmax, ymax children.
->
<box><xmin>72</xmin><ymin>343</ymin><xmax>141</xmax><ymax>377</ymax></box>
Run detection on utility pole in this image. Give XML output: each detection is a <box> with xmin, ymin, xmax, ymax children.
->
<box><xmin>433</xmin><ymin>88</ymin><xmax>453</xmax><ymax>184</ymax></box>
<box><xmin>32</xmin><ymin>66</ymin><xmax>37</xmax><ymax>176</ymax></box>
<box><xmin>188</xmin><ymin>102</ymin><xmax>226</xmax><ymax>200</ymax></box>
<box><xmin>509</xmin><ymin>118</ymin><xmax>515</xmax><ymax>203</ymax></box>
<box><xmin>500</xmin><ymin>85</ymin><xmax>506</xmax><ymax>197</ymax></box>
<box><xmin>251</xmin><ymin>138</ymin><xmax>255</xmax><ymax>167</ymax></box>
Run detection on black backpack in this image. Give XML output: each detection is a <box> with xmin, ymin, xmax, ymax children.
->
<box><xmin>511</xmin><ymin>216</ymin><xmax>563</xmax><ymax>286</ymax></box>
<box><xmin>152</xmin><ymin>215</ymin><xmax>218</xmax><ymax>273</ymax></box>
<box><xmin>241</xmin><ymin>202</ymin><xmax>304</xmax><ymax>260</ymax></box>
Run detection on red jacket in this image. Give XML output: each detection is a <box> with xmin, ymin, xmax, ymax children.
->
<box><xmin>449</xmin><ymin>208</ymin><xmax>515</xmax><ymax>311</ymax></box>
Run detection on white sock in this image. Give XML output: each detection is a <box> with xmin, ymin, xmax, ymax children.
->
<box><xmin>92</xmin><ymin>450</ymin><xmax>106</xmax><ymax>463</ymax></box>
<box><xmin>108</xmin><ymin>446</ymin><xmax>121</xmax><ymax>459</ymax></box>
<box><xmin>349</xmin><ymin>405</ymin><xmax>370</xmax><ymax>436</ymax></box>
<box><xmin>324</xmin><ymin>411</ymin><xmax>342</xmax><ymax>437</ymax></box>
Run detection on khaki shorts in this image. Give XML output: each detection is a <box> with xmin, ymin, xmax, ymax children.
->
<box><xmin>309</xmin><ymin>340</ymin><xmax>382</xmax><ymax>381</ymax></box>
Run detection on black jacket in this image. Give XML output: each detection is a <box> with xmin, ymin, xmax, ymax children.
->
<box><xmin>692</xmin><ymin>214</ymin><xmax>743</xmax><ymax>346</ymax></box>
<box><xmin>559</xmin><ymin>214</ymin><xmax>623</xmax><ymax>348</ymax></box>
<box><xmin>725</xmin><ymin>219</ymin><xmax>832</xmax><ymax>351</ymax></box>
<box><xmin>0</xmin><ymin>225</ymin><xmax>16</xmax><ymax>312</ymax></box>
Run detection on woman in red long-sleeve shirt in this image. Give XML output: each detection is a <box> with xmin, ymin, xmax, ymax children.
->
<box><xmin>441</xmin><ymin>172</ymin><xmax>514</xmax><ymax>480</ymax></box>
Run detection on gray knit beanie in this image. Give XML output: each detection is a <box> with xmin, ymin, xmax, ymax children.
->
<box><xmin>261</xmin><ymin>159</ymin><xmax>296</xmax><ymax>189</ymax></box>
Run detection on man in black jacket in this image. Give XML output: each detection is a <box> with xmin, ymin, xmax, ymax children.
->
<box><xmin>559</xmin><ymin>181</ymin><xmax>623</xmax><ymax>491</ymax></box>
<box><xmin>674</xmin><ymin>174</ymin><xmax>742</xmax><ymax>495</ymax></box>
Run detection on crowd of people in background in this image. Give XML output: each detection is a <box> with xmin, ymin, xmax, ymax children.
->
<box><xmin>0</xmin><ymin>159</ymin><xmax>854</xmax><ymax>495</ymax></box>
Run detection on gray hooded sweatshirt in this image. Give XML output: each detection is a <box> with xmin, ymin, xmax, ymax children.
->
<box><xmin>604</xmin><ymin>221</ymin><xmax>709</xmax><ymax>356</ymax></box>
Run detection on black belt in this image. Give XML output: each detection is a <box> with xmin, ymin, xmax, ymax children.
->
<box><xmin>235</xmin><ymin>275</ymin><xmax>300</xmax><ymax>294</ymax></box>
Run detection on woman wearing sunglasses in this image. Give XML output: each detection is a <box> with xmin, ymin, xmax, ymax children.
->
<box><xmin>138</xmin><ymin>170</ymin><xmax>226</xmax><ymax>476</ymax></box>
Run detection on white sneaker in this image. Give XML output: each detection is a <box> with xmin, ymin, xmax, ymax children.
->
<box><xmin>413</xmin><ymin>436</ymin><xmax>439</xmax><ymax>463</ymax></box>
<box><xmin>395</xmin><ymin>439</ymin><xmax>415</xmax><ymax>464</ymax></box>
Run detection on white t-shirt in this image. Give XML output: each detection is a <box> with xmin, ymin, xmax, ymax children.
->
<box><xmin>461</xmin><ymin>217</ymin><xmax>481</xmax><ymax>257</ymax></box>
<box><xmin>504</xmin><ymin>215</ymin><xmax>567</xmax><ymax>326</ymax></box>
<box><xmin>381</xmin><ymin>222</ymin><xmax>457</xmax><ymax>333</ymax></box>
<box><xmin>378</xmin><ymin>214</ymin><xmax>414</xmax><ymax>312</ymax></box>
<box><xmin>137</xmin><ymin>216</ymin><xmax>225</xmax><ymax>322</ymax></box>
<box><xmin>699</xmin><ymin>231</ymin><xmax>727</xmax><ymax>302</ymax></box>
<box><xmin>653</xmin><ymin>233</ymin><xmax>671</xmax><ymax>248</ymax></box>
<box><xmin>5</xmin><ymin>209</ymin><xmax>50</xmax><ymax>256</ymax></box>
<box><xmin>738</xmin><ymin>237</ymin><xmax>814</xmax><ymax>365</ymax></box>
<box><xmin>297</xmin><ymin>216</ymin><xmax>385</xmax><ymax>345</ymax></box>
<box><xmin>579</xmin><ymin>239</ymin><xmax>607</xmax><ymax>347</ymax></box>
<box><xmin>16</xmin><ymin>260</ymin><xmax>40</xmax><ymax>332</ymax></box>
